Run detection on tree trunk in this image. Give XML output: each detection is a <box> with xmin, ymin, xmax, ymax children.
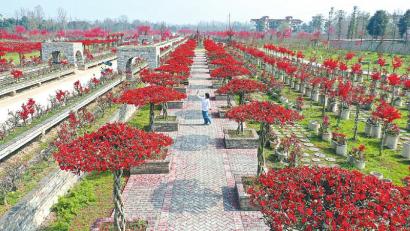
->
<box><xmin>321</xmin><ymin>95</ymin><xmax>327</xmax><ymax>117</ymax></box>
<box><xmin>149</xmin><ymin>103</ymin><xmax>155</xmax><ymax>132</ymax></box>
<box><xmin>239</xmin><ymin>92</ymin><xmax>244</xmax><ymax>105</ymax></box>
<box><xmin>353</xmin><ymin>104</ymin><xmax>360</xmax><ymax>140</ymax></box>
<box><xmin>227</xmin><ymin>94</ymin><xmax>232</xmax><ymax>107</ymax></box>
<box><xmin>257</xmin><ymin>123</ymin><xmax>268</xmax><ymax>176</ymax></box>
<box><xmin>162</xmin><ymin>102</ymin><xmax>168</xmax><ymax>119</ymax></box>
<box><xmin>379</xmin><ymin>125</ymin><xmax>386</xmax><ymax>156</ymax></box>
<box><xmin>113</xmin><ymin>170</ymin><xmax>125</xmax><ymax>231</ymax></box>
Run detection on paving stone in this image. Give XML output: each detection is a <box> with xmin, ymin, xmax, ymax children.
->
<box><xmin>312</xmin><ymin>158</ymin><xmax>321</xmax><ymax>162</ymax></box>
<box><xmin>309</xmin><ymin>147</ymin><xmax>320</xmax><ymax>152</ymax></box>
<box><xmin>314</xmin><ymin>153</ymin><xmax>326</xmax><ymax>158</ymax></box>
<box><xmin>302</xmin><ymin>153</ymin><xmax>310</xmax><ymax>157</ymax></box>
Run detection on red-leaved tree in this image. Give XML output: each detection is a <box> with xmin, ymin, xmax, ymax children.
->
<box><xmin>249</xmin><ymin>166</ymin><xmax>410</xmax><ymax>231</ymax></box>
<box><xmin>216</xmin><ymin>79</ymin><xmax>266</xmax><ymax>107</ymax></box>
<box><xmin>53</xmin><ymin>123</ymin><xmax>173</xmax><ymax>230</ymax></box>
<box><xmin>372</xmin><ymin>101</ymin><xmax>401</xmax><ymax>155</ymax></box>
<box><xmin>116</xmin><ymin>86</ymin><xmax>186</xmax><ymax>131</ymax></box>
<box><xmin>226</xmin><ymin>101</ymin><xmax>302</xmax><ymax>175</ymax></box>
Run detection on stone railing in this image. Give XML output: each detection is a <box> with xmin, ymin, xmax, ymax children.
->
<box><xmin>0</xmin><ymin>75</ymin><xmax>120</xmax><ymax>161</ymax></box>
<box><xmin>0</xmin><ymin>64</ymin><xmax>76</xmax><ymax>97</ymax></box>
<box><xmin>78</xmin><ymin>53</ymin><xmax>117</xmax><ymax>70</ymax></box>
<box><xmin>0</xmin><ymin>63</ymin><xmax>48</xmax><ymax>79</ymax></box>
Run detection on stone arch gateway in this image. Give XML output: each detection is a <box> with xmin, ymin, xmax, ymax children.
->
<box><xmin>41</xmin><ymin>42</ymin><xmax>84</xmax><ymax>66</ymax></box>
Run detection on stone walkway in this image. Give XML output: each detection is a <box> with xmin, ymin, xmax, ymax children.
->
<box><xmin>121</xmin><ymin>49</ymin><xmax>268</xmax><ymax>230</ymax></box>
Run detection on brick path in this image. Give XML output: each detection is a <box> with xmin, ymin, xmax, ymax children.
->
<box><xmin>121</xmin><ymin>49</ymin><xmax>268</xmax><ymax>230</ymax></box>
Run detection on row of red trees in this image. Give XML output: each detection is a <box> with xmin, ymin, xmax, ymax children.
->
<box><xmin>53</xmin><ymin>38</ymin><xmax>196</xmax><ymax>230</ymax></box>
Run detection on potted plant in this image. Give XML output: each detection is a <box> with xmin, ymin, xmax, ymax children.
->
<box><xmin>320</xmin><ymin>115</ymin><xmax>332</xmax><ymax>142</ymax></box>
<box><xmin>275</xmin><ymin>134</ymin><xmax>302</xmax><ymax>166</ymax></box>
<box><xmin>349</xmin><ymin>144</ymin><xmax>366</xmax><ymax>170</ymax></box>
<box><xmin>384</xmin><ymin>123</ymin><xmax>400</xmax><ymax>150</ymax></box>
<box><xmin>332</xmin><ymin>132</ymin><xmax>347</xmax><ymax>156</ymax></box>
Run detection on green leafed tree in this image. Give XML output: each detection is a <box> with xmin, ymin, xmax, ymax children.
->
<box><xmin>367</xmin><ymin>10</ymin><xmax>389</xmax><ymax>39</ymax></box>
<box><xmin>398</xmin><ymin>10</ymin><xmax>410</xmax><ymax>41</ymax></box>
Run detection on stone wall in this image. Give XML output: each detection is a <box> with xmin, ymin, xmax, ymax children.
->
<box><xmin>329</xmin><ymin>40</ymin><xmax>409</xmax><ymax>55</ymax></box>
<box><xmin>117</xmin><ymin>45</ymin><xmax>159</xmax><ymax>72</ymax></box>
<box><xmin>0</xmin><ymin>170</ymin><xmax>81</xmax><ymax>231</ymax></box>
<box><xmin>41</xmin><ymin>42</ymin><xmax>84</xmax><ymax>65</ymax></box>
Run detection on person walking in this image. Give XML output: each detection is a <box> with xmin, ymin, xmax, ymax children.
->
<box><xmin>197</xmin><ymin>91</ymin><xmax>212</xmax><ymax>125</ymax></box>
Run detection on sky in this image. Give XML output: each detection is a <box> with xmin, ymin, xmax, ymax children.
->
<box><xmin>2</xmin><ymin>0</ymin><xmax>409</xmax><ymax>24</ymax></box>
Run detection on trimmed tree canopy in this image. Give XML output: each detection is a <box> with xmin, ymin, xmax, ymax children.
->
<box><xmin>249</xmin><ymin>166</ymin><xmax>410</xmax><ymax>230</ymax></box>
<box><xmin>226</xmin><ymin>101</ymin><xmax>302</xmax><ymax>124</ymax></box>
<box><xmin>116</xmin><ymin>85</ymin><xmax>186</xmax><ymax>106</ymax></box>
<box><xmin>210</xmin><ymin>64</ymin><xmax>251</xmax><ymax>78</ymax></box>
<box><xmin>216</xmin><ymin>79</ymin><xmax>267</xmax><ymax>95</ymax></box>
<box><xmin>53</xmin><ymin>123</ymin><xmax>173</xmax><ymax>173</ymax></box>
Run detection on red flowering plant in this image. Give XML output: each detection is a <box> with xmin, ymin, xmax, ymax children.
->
<box><xmin>248</xmin><ymin>166</ymin><xmax>410</xmax><ymax>231</ymax></box>
<box><xmin>331</xmin><ymin>131</ymin><xmax>347</xmax><ymax>145</ymax></box>
<box><xmin>336</xmin><ymin>80</ymin><xmax>352</xmax><ymax>126</ymax></box>
<box><xmin>268</xmin><ymin>75</ymin><xmax>285</xmax><ymax>97</ymax></box>
<box><xmin>351</xmin><ymin>62</ymin><xmax>362</xmax><ymax>79</ymax></box>
<box><xmin>115</xmin><ymin>86</ymin><xmax>186</xmax><ymax>131</ymax></box>
<box><xmin>53</xmin><ymin>123</ymin><xmax>173</xmax><ymax>230</ymax></box>
<box><xmin>216</xmin><ymin>79</ymin><xmax>266</xmax><ymax>107</ymax></box>
<box><xmin>392</xmin><ymin>56</ymin><xmax>403</xmax><ymax>73</ymax></box>
<box><xmin>387</xmin><ymin>73</ymin><xmax>402</xmax><ymax>104</ymax></box>
<box><xmin>210</xmin><ymin>64</ymin><xmax>251</xmax><ymax>84</ymax></box>
<box><xmin>55</xmin><ymin>89</ymin><xmax>67</xmax><ymax>104</ymax></box>
<box><xmin>349</xmin><ymin>144</ymin><xmax>366</xmax><ymax>164</ymax></box>
<box><xmin>372</xmin><ymin>101</ymin><xmax>401</xmax><ymax>155</ymax></box>
<box><xmin>226</xmin><ymin>101</ymin><xmax>302</xmax><ymax>175</ymax></box>
<box><xmin>320</xmin><ymin>115</ymin><xmax>330</xmax><ymax>135</ymax></box>
<box><xmin>344</xmin><ymin>51</ymin><xmax>355</xmax><ymax>61</ymax></box>
<box><xmin>276</xmin><ymin>134</ymin><xmax>302</xmax><ymax>167</ymax></box>
<box><xmin>295</xmin><ymin>96</ymin><xmax>304</xmax><ymax>112</ymax></box>
<box><xmin>18</xmin><ymin>98</ymin><xmax>36</xmax><ymax>124</ymax></box>
<box><xmin>319</xmin><ymin>78</ymin><xmax>336</xmax><ymax>117</ymax></box>
<box><xmin>10</xmin><ymin>69</ymin><xmax>23</xmax><ymax>82</ymax></box>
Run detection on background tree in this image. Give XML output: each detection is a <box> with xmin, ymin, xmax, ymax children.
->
<box><xmin>367</xmin><ymin>10</ymin><xmax>389</xmax><ymax>39</ymax></box>
<box><xmin>347</xmin><ymin>6</ymin><xmax>358</xmax><ymax>39</ymax></box>
<box><xmin>336</xmin><ymin>10</ymin><xmax>345</xmax><ymax>40</ymax></box>
<box><xmin>326</xmin><ymin>7</ymin><xmax>335</xmax><ymax>41</ymax></box>
<box><xmin>398</xmin><ymin>10</ymin><xmax>410</xmax><ymax>41</ymax></box>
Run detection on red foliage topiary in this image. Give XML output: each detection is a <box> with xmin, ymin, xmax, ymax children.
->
<box><xmin>53</xmin><ymin>122</ymin><xmax>172</xmax><ymax>230</ymax></box>
<box><xmin>249</xmin><ymin>166</ymin><xmax>410</xmax><ymax>231</ymax></box>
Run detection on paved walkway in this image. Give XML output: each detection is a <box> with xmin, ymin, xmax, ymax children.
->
<box><xmin>121</xmin><ymin>49</ymin><xmax>268</xmax><ymax>230</ymax></box>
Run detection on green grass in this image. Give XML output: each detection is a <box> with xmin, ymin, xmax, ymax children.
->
<box><xmin>280</xmin><ymin>44</ymin><xmax>409</xmax><ymax>75</ymax></box>
<box><xmin>248</xmin><ymin>77</ymin><xmax>409</xmax><ymax>184</ymax></box>
<box><xmin>227</xmin><ymin>129</ymin><xmax>254</xmax><ymax>138</ymax></box>
<box><xmin>41</xmin><ymin>172</ymin><xmax>119</xmax><ymax>231</ymax></box>
<box><xmin>0</xmin><ymin>161</ymin><xmax>57</xmax><ymax>216</ymax></box>
<box><xmin>3</xmin><ymin>51</ymin><xmax>40</xmax><ymax>65</ymax></box>
<box><xmin>128</xmin><ymin>105</ymin><xmax>150</xmax><ymax>130</ymax></box>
